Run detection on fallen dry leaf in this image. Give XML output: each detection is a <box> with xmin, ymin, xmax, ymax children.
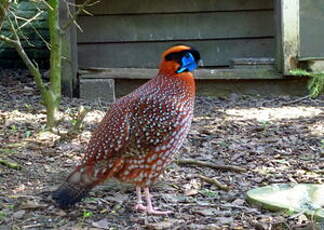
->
<box><xmin>92</xmin><ymin>218</ymin><xmax>109</xmax><ymax>229</ymax></box>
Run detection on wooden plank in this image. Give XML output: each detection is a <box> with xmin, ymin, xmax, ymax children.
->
<box><xmin>77</xmin><ymin>11</ymin><xmax>274</xmax><ymax>43</ymax></box>
<box><xmin>274</xmin><ymin>0</ymin><xmax>299</xmax><ymax>75</ymax></box>
<box><xmin>76</xmin><ymin>0</ymin><xmax>273</xmax><ymax>15</ymax></box>
<box><xmin>305</xmin><ymin>60</ymin><xmax>324</xmax><ymax>72</ymax></box>
<box><xmin>231</xmin><ymin>58</ymin><xmax>275</xmax><ymax>65</ymax></box>
<box><xmin>78</xmin><ymin>39</ymin><xmax>275</xmax><ymax>68</ymax></box>
<box><xmin>60</xmin><ymin>0</ymin><xmax>78</xmax><ymax>97</ymax></box>
<box><xmin>196</xmin><ymin>79</ymin><xmax>307</xmax><ymax>97</ymax></box>
<box><xmin>79</xmin><ymin>68</ymin><xmax>282</xmax><ymax>80</ymax></box>
<box><xmin>300</xmin><ymin>0</ymin><xmax>324</xmax><ymax>58</ymax></box>
<box><xmin>230</xmin><ymin>58</ymin><xmax>275</xmax><ymax>69</ymax></box>
<box><xmin>114</xmin><ymin>78</ymin><xmax>307</xmax><ymax>98</ymax></box>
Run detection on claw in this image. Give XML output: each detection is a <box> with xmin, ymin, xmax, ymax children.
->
<box><xmin>134</xmin><ymin>186</ymin><xmax>172</xmax><ymax>215</ymax></box>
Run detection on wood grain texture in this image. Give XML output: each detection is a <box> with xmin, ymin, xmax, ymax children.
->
<box><xmin>275</xmin><ymin>0</ymin><xmax>299</xmax><ymax>75</ymax></box>
<box><xmin>78</xmin><ymin>39</ymin><xmax>275</xmax><ymax>68</ymax></box>
<box><xmin>114</xmin><ymin>78</ymin><xmax>307</xmax><ymax>98</ymax></box>
<box><xmin>76</xmin><ymin>0</ymin><xmax>273</xmax><ymax>15</ymax></box>
<box><xmin>60</xmin><ymin>0</ymin><xmax>78</xmax><ymax>97</ymax></box>
<box><xmin>77</xmin><ymin>11</ymin><xmax>274</xmax><ymax>43</ymax></box>
<box><xmin>300</xmin><ymin>0</ymin><xmax>324</xmax><ymax>58</ymax></box>
<box><xmin>79</xmin><ymin>67</ymin><xmax>282</xmax><ymax>80</ymax></box>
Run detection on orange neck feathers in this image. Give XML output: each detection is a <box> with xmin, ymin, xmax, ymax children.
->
<box><xmin>158</xmin><ymin>45</ymin><xmax>197</xmax><ymax>94</ymax></box>
<box><xmin>159</xmin><ymin>45</ymin><xmax>193</xmax><ymax>75</ymax></box>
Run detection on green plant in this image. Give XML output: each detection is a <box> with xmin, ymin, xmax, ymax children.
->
<box><xmin>259</xmin><ymin>120</ymin><xmax>270</xmax><ymax>130</ymax></box>
<box><xmin>82</xmin><ymin>210</ymin><xmax>93</xmax><ymax>218</ymax></box>
<box><xmin>10</xmin><ymin>124</ymin><xmax>17</xmax><ymax>132</ymax></box>
<box><xmin>290</xmin><ymin>69</ymin><xmax>324</xmax><ymax>98</ymax></box>
<box><xmin>24</xmin><ymin>130</ymin><xmax>32</xmax><ymax>138</ymax></box>
<box><xmin>200</xmin><ymin>189</ymin><xmax>219</xmax><ymax>198</ymax></box>
<box><xmin>0</xmin><ymin>211</ymin><xmax>6</xmax><ymax>220</ymax></box>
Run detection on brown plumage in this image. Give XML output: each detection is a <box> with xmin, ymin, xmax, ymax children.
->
<box><xmin>52</xmin><ymin>45</ymin><xmax>201</xmax><ymax>214</ymax></box>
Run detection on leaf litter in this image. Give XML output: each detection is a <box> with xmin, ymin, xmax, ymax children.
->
<box><xmin>0</xmin><ymin>70</ymin><xmax>323</xmax><ymax>229</ymax></box>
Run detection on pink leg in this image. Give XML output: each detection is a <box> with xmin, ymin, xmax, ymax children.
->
<box><xmin>134</xmin><ymin>186</ymin><xmax>172</xmax><ymax>215</ymax></box>
<box><xmin>134</xmin><ymin>186</ymin><xmax>147</xmax><ymax>211</ymax></box>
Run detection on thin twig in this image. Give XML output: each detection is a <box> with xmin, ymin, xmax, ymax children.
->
<box><xmin>62</xmin><ymin>0</ymin><xmax>99</xmax><ymax>31</ymax></box>
<box><xmin>31</xmin><ymin>23</ymin><xmax>51</xmax><ymax>49</ymax></box>
<box><xmin>0</xmin><ymin>34</ymin><xmax>17</xmax><ymax>45</ymax></box>
<box><xmin>17</xmin><ymin>11</ymin><xmax>43</xmax><ymax>29</ymax></box>
<box><xmin>72</xmin><ymin>106</ymin><xmax>89</xmax><ymax>132</ymax></box>
<box><xmin>280</xmin><ymin>95</ymin><xmax>311</xmax><ymax>106</ymax></box>
<box><xmin>195</xmin><ymin>174</ymin><xmax>230</xmax><ymax>191</ymax></box>
<box><xmin>176</xmin><ymin>159</ymin><xmax>247</xmax><ymax>173</ymax></box>
<box><xmin>39</xmin><ymin>0</ymin><xmax>52</xmax><ymax>11</ymax></box>
<box><xmin>313</xmin><ymin>169</ymin><xmax>324</xmax><ymax>174</ymax></box>
<box><xmin>22</xmin><ymin>224</ymin><xmax>44</xmax><ymax>229</ymax></box>
<box><xmin>0</xmin><ymin>158</ymin><xmax>22</xmax><ymax>170</ymax></box>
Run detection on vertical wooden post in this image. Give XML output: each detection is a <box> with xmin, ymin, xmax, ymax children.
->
<box><xmin>59</xmin><ymin>0</ymin><xmax>78</xmax><ymax>97</ymax></box>
<box><xmin>275</xmin><ymin>0</ymin><xmax>300</xmax><ymax>75</ymax></box>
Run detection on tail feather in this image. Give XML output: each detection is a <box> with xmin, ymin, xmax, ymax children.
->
<box><xmin>52</xmin><ymin>182</ymin><xmax>90</xmax><ymax>209</ymax></box>
<box><xmin>52</xmin><ymin>162</ymin><xmax>120</xmax><ymax>208</ymax></box>
<box><xmin>52</xmin><ymin>167</ymin><xmax>95</xmax><ymax>209</ymax></box>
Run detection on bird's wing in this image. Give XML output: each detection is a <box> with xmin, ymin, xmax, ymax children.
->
<box><xmin>81</xmin><ymin>99</ymin><xmax>133</xmax><ymax>164</ymax></box>
<box><xmin>81</xmin><ymin>87</ymin><xmax>162</xmax><ymax>163</ymax></box>
<box><xmin>82</xmin><ymin>88</ymin><xmax>190</xmax><ymax>164</ymax></box>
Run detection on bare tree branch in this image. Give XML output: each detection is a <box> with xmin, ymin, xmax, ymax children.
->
<box><xmin>195</xmin><ymin>174</ymin><xmax>230</xmax><ymax>191</ymax></box>
<box><xmin>17</xmin><ymin>10</ymin><xmax>44</xmax><ymax>29</ymax></box>
<box><xmin>0</xmin><ymin>33</ymin><xmax>17</xmax><ymax>45</ymax></box>
<box><xmin>176</xmin><ymin>159</ymin><xmax>247</xmax><ymax>173</ymax></box>
<box><xmin>62</xmin><ymin>0</ymin><xmax>100</xmax><ymax>31</ymax></box>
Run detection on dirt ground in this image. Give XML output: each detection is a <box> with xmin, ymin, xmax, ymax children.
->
<box><xmin>0</xmin><ymin>70</ymin><xmax>323</xmax><ymax>230</ymax></box>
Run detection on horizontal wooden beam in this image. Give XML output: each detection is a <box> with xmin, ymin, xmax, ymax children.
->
<box><xmin>77</xmin><ymin>11</ymin><xmax>274</xmax><ymax>43</ymax></box>
<box><xmin>76</xmin><ymin>0</ymin><xmax>273</xmax><ymax>15</ymax></box>
<box><xmin>79</xmin><ymin>67</ymin><xmax>282</xmax><ymax>80</ymax></box>
<box><xmin>78</xmin><ymin>38</ymin><xmax>275</xmax><ymax>68</ymax></box>
<box><xmin>298</xmin><ymin>57</ymin><xmax>324</xmax><ymax>61</ymax></box>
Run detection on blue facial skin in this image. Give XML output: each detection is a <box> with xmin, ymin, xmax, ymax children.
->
<box><xmin>176</xmin><ymin>52</ymin><xmax>198</xmax><ymax>73</ymax></box>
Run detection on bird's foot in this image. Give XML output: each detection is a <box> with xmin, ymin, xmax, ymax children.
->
<box><xmin>134</xmin><ymin>203</ymin><xmax>147</xmax><ymax>212</ymax></box>
<box><xmin>134</xmin><ymin>203</ymin><xmax>172</xmax><ymax>215</ymax></box>
<box><xmin>135</xmin><ymin>186</ymin><xmax>172</xmax><ymax>215</ymax></box>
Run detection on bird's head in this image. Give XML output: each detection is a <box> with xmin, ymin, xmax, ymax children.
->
<box><xmin>159</xmin><ymin>45</ymin><xmax>201</xmax><ymax>76</ymax></box>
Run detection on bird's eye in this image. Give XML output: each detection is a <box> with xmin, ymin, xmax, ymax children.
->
<box><xmin>185</xmin><ymin>53</ymin><xmax>190</xmax><ymax>58</ymax></box>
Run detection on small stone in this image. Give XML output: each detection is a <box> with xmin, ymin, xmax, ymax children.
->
<box><xmin>56</xmin><ymin>209</ymin><xmax>67</xmax><ymax>217</ymax></box>
<box><xmin>92</xmin><ymin>218</ymin><xmax>109</xmax><ymax>229</ymax></box>
<box><xmin>13</xmin><ymin>210</ymin><xmax>25</xmax><ymax>219</ymax></box>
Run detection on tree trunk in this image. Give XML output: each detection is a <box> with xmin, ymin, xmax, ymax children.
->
<box><xmin>47</xmin><ymin>0</ymin><xmax>62</xmax><ymax>129</ymax></box>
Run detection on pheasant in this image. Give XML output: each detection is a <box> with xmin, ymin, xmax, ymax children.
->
<box><xmin>52</xmin><ymin>45</ymin><xmax>201</xmax><ymax>215</ymax></box>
